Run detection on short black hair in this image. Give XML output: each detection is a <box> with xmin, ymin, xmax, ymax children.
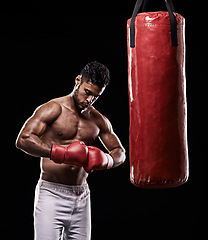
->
<box><xmin>80</xmin><ymin>61</ymin><xmax>110</xmax><ymax>88</ymax></box>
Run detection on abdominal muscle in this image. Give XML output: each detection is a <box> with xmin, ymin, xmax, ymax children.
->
<box><xmin>41</xmin><ymin>157</ymin><xmax>88</xmax><ymax>185</ymax></box>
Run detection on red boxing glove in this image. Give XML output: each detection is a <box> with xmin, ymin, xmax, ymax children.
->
<box><xmin>50</xmin><ymin>141</ymin><xmax>88</xmax><ymax>166</ymax></box>
<box><xmin>85</xmin><ymin>146</ymin><xmax>114</xmax><ymax>173</ymax></box>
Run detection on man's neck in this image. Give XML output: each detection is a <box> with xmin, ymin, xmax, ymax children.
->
<box><xmin>67</xmin><ymin>93</ymin><xmax>82</xmax><ymax>114</ymax></box>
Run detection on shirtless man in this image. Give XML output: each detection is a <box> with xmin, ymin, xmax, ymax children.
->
<box><xmin>16</xmin><ymin>61</ymin><xmax>126</xmax><ymax>240</ymax></box>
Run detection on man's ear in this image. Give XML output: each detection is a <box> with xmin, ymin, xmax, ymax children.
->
<box><xmin>75</xmin><ymin>75</ymin><xmax>82</xmax><ymax>88</ymax></box>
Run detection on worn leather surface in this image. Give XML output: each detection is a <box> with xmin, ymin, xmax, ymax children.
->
<box><xmin>127</xmin><ymin>12</ymin><xmax>189</xmax><ymax>188</ymax></box>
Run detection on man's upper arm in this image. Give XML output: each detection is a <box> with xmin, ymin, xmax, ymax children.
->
<box><xmin>19</xmin><ymin>101</ymin><xmax>62</xmax><ymax>138</ymax></box>
<box><xmin>97</xmin><ymin>113</ymin><xmax>126</xmax><ymax>167</ymax></box>
<box><xmin>98</xmin><ymin>114</ymin><xmax>124</xmax><ymax>153</ymax></box>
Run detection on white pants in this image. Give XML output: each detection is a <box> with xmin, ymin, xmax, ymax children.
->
<box><xmin>34</xmin><ymin>180</ymin><xmax>91</xmax><ymax>240</ymax></box>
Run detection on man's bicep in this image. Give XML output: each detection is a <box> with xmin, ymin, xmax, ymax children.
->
<box><xmin>99</xmin><ymin>129</ymin><xmax>124</xmax><ymax>153</ymax></box>
<box><xmin>19</xmin><ymin>101</ymin><xmax>62</xmax><ymax>138</ymax></box>
<box><xmin>96</xmin><ymin>113</ymin><xmax>126</xmax><ymax>167</ymax></box>
<box><xmin>21</xmin><ymin>117</ymin><xmax>47</xmax><ymax>138</ymax></box>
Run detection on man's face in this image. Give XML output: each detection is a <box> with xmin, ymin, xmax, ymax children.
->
<box><xmin>73</xmin><ymin>76</ymin><xmax>105</xmax><ymax>111</ymax></box>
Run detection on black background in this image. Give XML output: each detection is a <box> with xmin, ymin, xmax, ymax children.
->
<box><xmin>1</xmin><ymin>0</ymin><xmax>205</xmax><ymax>239</ymax></box>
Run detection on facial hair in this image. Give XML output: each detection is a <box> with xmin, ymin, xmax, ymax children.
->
<box><xmin>73</xmin><ymin>85</ymin><xmax>80</xmax><ymax>108</ymax></box>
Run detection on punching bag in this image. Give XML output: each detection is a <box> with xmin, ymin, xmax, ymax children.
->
<box><xmin>127</xmin><ymin>0</ymin><xmax>189</xmax><ymax>188</ymax></box>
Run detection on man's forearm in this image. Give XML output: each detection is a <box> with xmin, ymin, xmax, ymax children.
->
<box><xmin>16</xmin><ymin>133</ymin><xmax>51</xmax><ymax>158</ymax></box>
<box><xmin>109</xmin><ymin>147</ymin><xmax>126</xmax><ymax>168</ymax></box>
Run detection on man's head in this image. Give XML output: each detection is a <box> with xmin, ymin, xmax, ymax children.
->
<box><xmin>73</xmin><ymin>61</ymin><xmax>110</xmax><ymax>111</ymax></box>
<box><xmin>80</xmin><ymin>61</ymin><xmax>110</xmax><ymax>88</ymax></box>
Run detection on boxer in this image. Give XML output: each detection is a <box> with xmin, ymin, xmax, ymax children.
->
<box><xmin>16</xmin><ymin>61</ymin><xmax>126</xmax><ymax>240</ymax></box>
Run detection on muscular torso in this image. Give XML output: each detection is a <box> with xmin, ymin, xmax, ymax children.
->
<box><xmin>40</xmin><ymin>97</ymin><xmax>100</xmax><ymax>185</ymax></box>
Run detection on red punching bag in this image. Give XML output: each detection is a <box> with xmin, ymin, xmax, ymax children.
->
<box><xmin>127</xmin><ymin>0</ymin><xmax>189</xmax><ymax>188</ymax></box>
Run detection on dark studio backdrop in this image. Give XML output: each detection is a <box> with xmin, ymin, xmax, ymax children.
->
<box><xmin>1</xmin><ymin>0</ymin><xmax>205</xmax><ymax>239</ymax></box>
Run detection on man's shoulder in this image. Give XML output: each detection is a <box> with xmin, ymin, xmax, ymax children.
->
<box><xmin>88</xmin><ymin>107</ymin><xmax>111</xmax><ymax>131</ymax></box>
<box><xmin>88</xmin><ymin>106</ymin><xmax>104</xmax><ymax>120</ymax></box>
<box><xmin>49</xmin><ymin>96</ymin><xmax>66</xmax><ymax>106</ymax></box>
<box><xmin>34</xmin><ymin>98</ymin><xmax>63</xmax><ymax>118</ymax></box>
<box><xmin>43</xmin><ymin>99</ymin><xmax>62</xmax><ymax>111</ymax></box>
<box><xmin>45</xmin><ymin>95</ymin><xmax>71</xmax><ymax>111</ymax></box>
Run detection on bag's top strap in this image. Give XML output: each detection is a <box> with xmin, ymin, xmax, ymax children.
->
<box><xmin>142</xmin><ymin>0</ymin><xmax>176</xmax><ymax>12</ymax></box>
<box><xmin>130</xmin><ymin>0</ymin><xmax>178</xmax><ymax>48</ymax></box>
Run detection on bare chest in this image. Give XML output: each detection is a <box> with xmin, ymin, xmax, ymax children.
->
<box><xmin>44</xmin><ymin>107</ymin><xmax>99</xmax><ymax>145</ymax></box>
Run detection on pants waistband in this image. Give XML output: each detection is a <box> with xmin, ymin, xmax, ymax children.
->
<box><xmin>38</xmin><ymin>179</ymin><xmax>89</xmax><ymax>194</ymax></box>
